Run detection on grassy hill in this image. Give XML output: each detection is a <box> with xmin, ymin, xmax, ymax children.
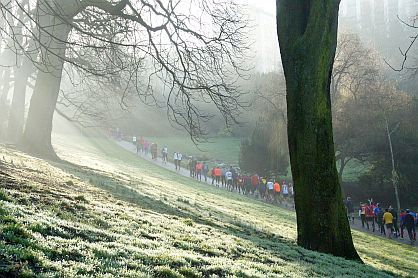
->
<box><xmin>0</xmin><ymin>135</ymin><xmax>417</xmax><ymax>277</ymax></box>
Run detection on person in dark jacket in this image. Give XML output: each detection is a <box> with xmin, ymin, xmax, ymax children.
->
<box><xmin>404</xmin><ymin>209</ymin><xmax>416</xmax><ymax>245</ymax></box>
<box><xmin>377</xmin><ymin>208</ymin><xmax>386</xmax><ymax>236</ymax></box>
<box><xmin>389</xmin><ymin>206</ymin><xmax>399</xmax><ymax>238</ymax></box>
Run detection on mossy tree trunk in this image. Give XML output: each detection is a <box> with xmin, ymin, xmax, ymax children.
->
<box><xmin>276</xmin><ymin>0</ymin><xmax>361</xmax><ymax>261</ymax></box>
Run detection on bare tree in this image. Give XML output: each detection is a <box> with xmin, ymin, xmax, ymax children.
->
<box><xmin>0</xmin><ymin>0</ymin><xmax>249</xmax><ymax>158</ymax></box>
<box><xmin>332</xmin><ymin>34</ymin><xmax>380</xmax><ymax>181</ymax></box>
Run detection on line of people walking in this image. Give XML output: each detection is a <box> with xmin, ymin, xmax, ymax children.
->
<box><xmin>130</xmin><ymin>136</ymin><xmax>294</xmax><ymax>207</ymax></box>
<box><xmin>345</xmin><ymin>197</ymin><xmax>417</xmax><ymax>245</ymax></box>
<box><xmin>126</xmin><ymin>135</ymin><xmax>417</xmax><ymax>247</ymax></box>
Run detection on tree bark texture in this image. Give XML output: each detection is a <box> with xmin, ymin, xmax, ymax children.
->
<box><xmin>21</xmin><ymin>0</ymin><xmax>73</xmax><ymax>159</ymax></box>
<box><xmin>276</xmin><ymin>0</ymin><xmax>361</xmax><ymax>261</ymax></box>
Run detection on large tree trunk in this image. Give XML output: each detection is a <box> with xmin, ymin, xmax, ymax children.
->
<box><xmin>277</xmin><ymin>0</ymin><xmax>361</xmax><ymax>261</ymax></box>
<box><xmin>20</xmin><ymin>0</ymin><xmax>72</xmax><ymax>159</ymax></box>
<box><xmin>22</xmin><ymin>66</ymin><xmax>63</xmax><ymax>159</ymax></box>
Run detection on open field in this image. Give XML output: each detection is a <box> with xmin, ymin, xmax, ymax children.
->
<box><xmin>0</xmin><ymin>134</ymin><xmax>417</xmax><ymax>277</ymax></box>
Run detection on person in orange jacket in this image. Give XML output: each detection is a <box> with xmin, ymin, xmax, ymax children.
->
<box><xmin>273</xmin><ymin>180</ymin><xmax>281</xmax><ymax>204</ymax></box>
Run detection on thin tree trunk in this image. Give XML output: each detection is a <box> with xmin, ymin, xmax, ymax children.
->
<box><xmin>6</xmin><ymin>0</ymin><xmax>32</xmax><ymax>143</ymax></box>
<box><xmin>385</xmin><ymin>119</ymin><xmax>401</xmax><ymax>213</ymax></box>
<box><xmin>7</xmin><ymin>64</ymin><xmax>32</xmax><ymax>143</ymax></box>
<box><xmin>0</xmin><ymin>67</ymin><xmax>12</xmax><ymax>140</ymax></box>
<box><xmin>277</xmin><ymin>0</ymin><xmax>361</xmax><ymax>261</ymax></box>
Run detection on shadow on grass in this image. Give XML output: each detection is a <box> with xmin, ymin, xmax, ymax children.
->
<box><xmin>51</xmin><ymin>160</ymin><xmax>195</xmax><ymax>220</ymax></box>
<box><xmin>49</xmin><ymin>160</ymin><xmax>397</xmax><ymax>277</ymax></box>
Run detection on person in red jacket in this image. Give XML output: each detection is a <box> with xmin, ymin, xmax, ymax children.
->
<box><xmin>251</xmin><ymin>174</ymin><xmax>259</xmax><ymax>196</ymax></box>
<box><xmin>366</xmin><ymin>203</ymin><xmax>375</xmax><ymax>232</ymax></box>
<box><xmin>195</xmin><ymin>162</ymin><xmax>203</xmax><ymax>181</ymax></box>
<box><xmin>214</xmin><ymin>166</ymin><xmax>221</xmax><ymax>186</ymax></box>
<box><xmin>211</xmin><ymin>167</ymin><xmax>216</xmax><ymax>185</ymax></box>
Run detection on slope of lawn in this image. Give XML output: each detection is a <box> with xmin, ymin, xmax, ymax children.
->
<box><xmin>0</xmin><ymin>134</ymin><xmax>417</xmax><ymax>277</ymax></box>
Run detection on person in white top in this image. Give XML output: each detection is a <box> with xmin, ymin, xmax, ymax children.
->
<box><xmin>173</xmin><ymin>152</ymin><xmax>179</xmax><ymax>170</ymax></box>
<box><xmin>267</xmin><ymin>180</ymin><xmax>274</xmax><ymax>202</ymax></box>
<box><xmin>282</xmin><ymin>182</ymin><xmax>288</xmax><ymax>197</ymax></box>
<box><xmin>177</xmin><ymin>153</ymin><xmax>182</xmax><ymax>170</ymax></box>
<box><xmin>162</xmin><ymin>146</ymin><xmax>168</xmax><ymax>164</ymax></box>
<box><xmin>225</xmin><ymin>169</ymin><xmax>233</xmax><ymax>191</ymax></box>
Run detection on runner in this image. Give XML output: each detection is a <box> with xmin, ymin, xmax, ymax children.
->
<box><xmin>377</xmin><ymin>207</ymin><xmax>386</xmax><ymax>236</ymax></box>
<box><xmin>243</xmin><ymin>174</ymin><xmax>252</xmax><ymax>194</ymax></box>
<box><xmin>151</xmin><ymin>143</ymin><xmax>158</xmax><ymax>160</ymax></box>
<box><xmin>366</xmin><ymin>203</ymin><xmax>375</xmax><ymax>232</ymax></box>
<box><xmin>214</xmin><ymin>166</ymin><xmax>221</xmax><ymax>186</ymax></box>
<box><xmin>143</xmin><ymin>140</ymin><xmax>149</xmax><ymax>156</ymax></box>
<box><xmin>251</xmin><ymin>174</ymin><xmax>259</xmax><ymax>196</ymax></box>
<box><xmin>389</xmin><ymin>206</ymin><xmax>400</xmax><ymax>238</ymax></box>
<box><xmin>267</xmin><ymin>179</ymin><xmax>274</xmax><ymax>203</ymax></box>
<box><xmin>162</xmin><ymin>146</ymin><xmax>168</xmax><ymax>164</ymax></box>
<box><xmin>273</xmin><ymin>180</ymin><xmax>281</xmax><ymax>204</ymax></box>
<box><xmin>404</xmin><ymin>209</ymin><xmax>416</xmax><ymax>245</ymax></box>
<box><xmin>360</xmin><ymin>202</ymin><xmax>367</xmax><ymax>229</ymax></box>
<box><xmin>211</xmin><ymin>167</ymin><xmax>216</xmax><ymax>185</ymax></box>
<box><xmin>136</xmin><ymin>137</ymin><xmax>142</xmax><ymax>155</ymax></box>
<box><xmin>383</xmin><ymin>208</ymin><xmax>394</xmax><ymax>239</ymax></box>
<box><xmin>237</xmin><ymin>175</ymin><xmax>243</xmax><ymax>194</ymax></box>
<box><xmin>177</xmin><ymin>153</ymin><xmax>182</xmax><ymax>170</ymax></box>
<box><xmin>374</xmin><ymin>203</ymin><xmax>381</xmax><ymax>228</ymax></box>
<box><xmin>203</xmin><ymin>162</ymin><xmax>209</xmax><ymax>182</ymax></box>
<box><xmin>221</xmin><ymin>166</ymin><xmax>226</xmax><ymax>187</ymax></box>
<box><xmin>139</xmin><ymin>136</ymin><xmax>145</xmax><ymax>154</ymax></box>
<box><xmin>409</xmin><ymin>210</ymin><xmax>417</xmax><ymax>241</ymax></box>
<box><xmin>173</xmin><ymin>152</ymin><xmax>179</xmax><ymax>170</ymax></box>
<box><xmin>225</xmin><ymin>168</ymin><xmax>233</xmax><ymax>191</ymax></box>
<box><xmin>282</xmin><ymin>181</ymin><xmax>289</xmax><ymax>198</ymax></box>
<box><xmin>196</xmin><ymin>161</ymin><xmax>203</xmax><ymax>181</ymax></box>
<box><xmin>400</xmin><ymin>209</ymin><xmax>407</xmax><ymax>239</ymax></box>
<box><xmin>259</xmin><ymin>177</ymin><xmax>267</xmax><ymax>199</ymax></box>
<box><xmin>231</xmin><ymin>167</ymin><xmax>238</xmax><ymax>191</ymax></box>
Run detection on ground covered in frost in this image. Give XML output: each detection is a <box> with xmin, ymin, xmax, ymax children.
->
<box><xmin>0</xmin><ymin>135</ymin><xmax>417</xmax><ymax>277</ymax></box>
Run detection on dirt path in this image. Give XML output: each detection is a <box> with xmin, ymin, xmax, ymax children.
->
<box><xmin>116</xmin><ymin>139</ymin><xmax>417</xmax><ymax>248</ymax></box>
